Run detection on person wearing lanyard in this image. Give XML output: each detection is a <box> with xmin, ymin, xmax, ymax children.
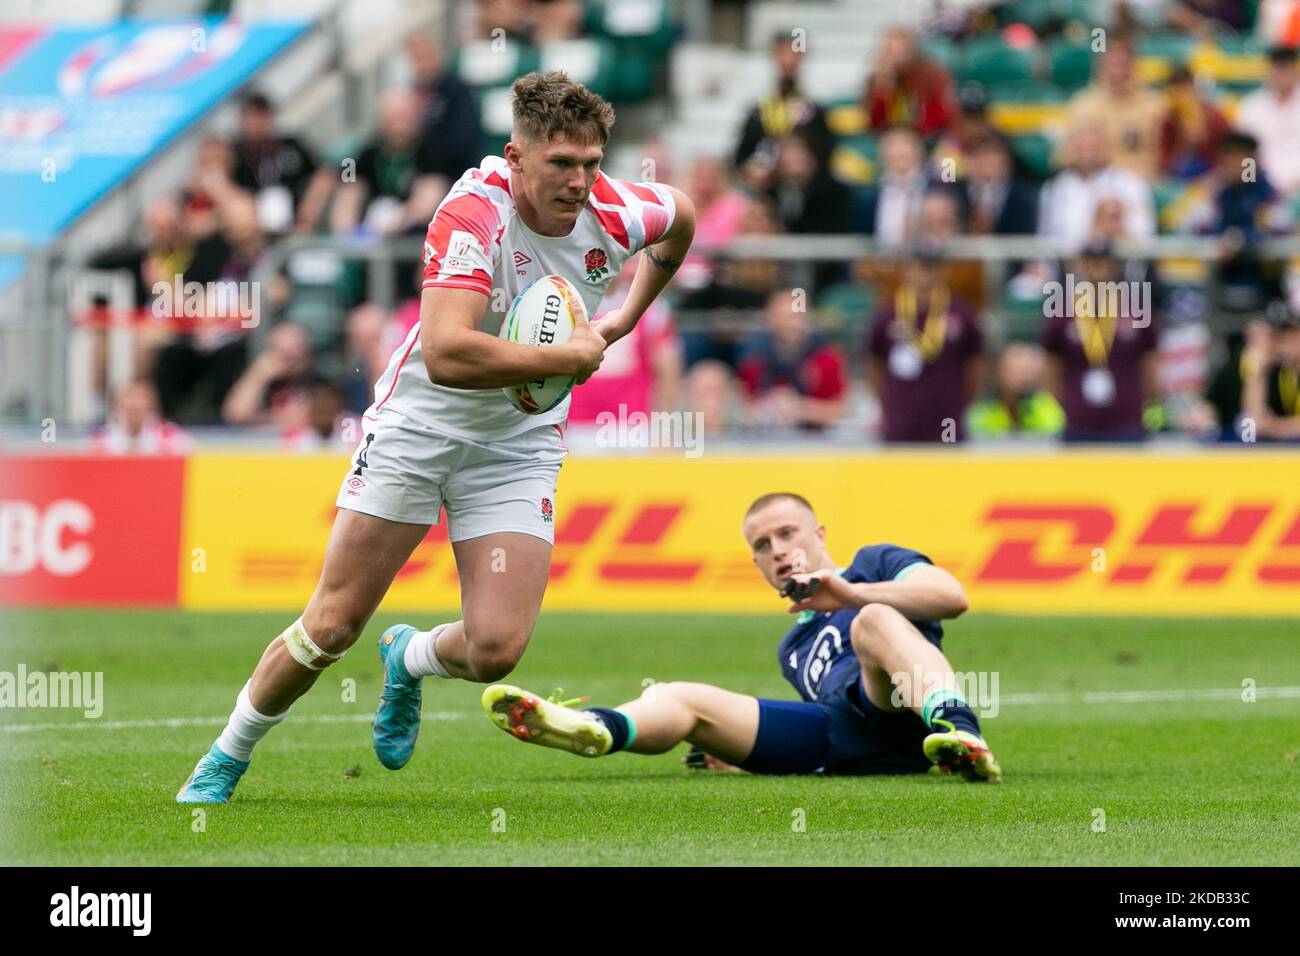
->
<box><xmin>1041</xmin><ymin>240</ymin><xmax>1160</xmax><ymax>442</ymax></box>
<box><xmin>865</xmin><ymin>244</ymin><xmax>984</xmax><ymax>442</ymax></box>
<box><xmin>1241</xmin><ymin>299</ymin><xmax>1300</xmax><ymax>440</ymax></box>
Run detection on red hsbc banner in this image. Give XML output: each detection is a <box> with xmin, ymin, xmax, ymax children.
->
<box><xmin>0</xmin><ymin>456</ymin><xmax>183</xmax><ymax>606</ymax></box>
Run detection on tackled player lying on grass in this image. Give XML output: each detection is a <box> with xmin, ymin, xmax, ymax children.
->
<box><xmin>483</xmin><ymin>492</ymin><xmax>1002</xmax><ymax>780</ymax></box>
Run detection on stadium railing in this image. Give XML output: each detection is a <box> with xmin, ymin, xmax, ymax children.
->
<box><xmin>9</xmin><ymin>231</ymin><xmax>1300</xmax><ymax>431</ymax></box>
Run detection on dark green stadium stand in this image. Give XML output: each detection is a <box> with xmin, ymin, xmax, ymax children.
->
<box><xmin>989</xmin><ymin>79</ymin><xmax>1069</xmax><ymax>104</ymax></box>
<box><xmin>1009</xmin><ymin>133</ymin><xmax>1055</xmax><ymax>180</ymax></box>
<box><xmin>998</xmin><ymin>293</ymin><xmax>1048</xmax><ymax>343</ymax></box>
<box><xmin>1137</xmin><ymin>32</ymin><xmax>1196</xmax><ymax>64</ymax></box>
<box><xmin>1151</xmin><ymin>178</ymin><xmax>1188</xmax><ymax>222</ymax></box>
<box><xmin>999</xmin><ymin>0</ymin><xmax>1098</xmax><ymax>31</ymax></box>
<box><xmin>921</xmin><ymin>35</ymin><xmax>962</xmax><ymax>74</ymax></box>
<box><xmin>1046</xmin><ymin>39</ymin><xmax>1093</xmax><ymax>90</ymax></box>
<box><xmin>539</xmin><ymin>37</ymin><xmax>620</xmax><ymax>100</ymax></box>
<box><xmin>957</xmin><ymin>36</ymin><xmax>1036</xmax><ymax>87</ymax></box>
<box><xmin>832</xmin><ymin>133</ymin><xmax>879</xmax><ymax>184</ymax></box>
<box><xmin>585</xmin><ymin>0</ymin><xmax>674</xmax><ymax>102</ymax></box>
<box><xmin>451</xmin><ymin>41</ymin><xmax>542</xmax><ymax>92</ymax></box>
<box><xmin>996</xmin><ymin>0</ymin><xmax>1055</xmax><ymax>31</ymax></box>
<box><xmin>450</xmin><ymin>0</ymin><xmax>680</xmax><ymax>165</ymax></box>
<box><xmin>1212</xmin><ymin>34</ymin><xmax>1265</xmax><ymax>57</ymax></box>
<box><xmin>818</xmin><ymin>281</ymin><xmax>877</xmax><ymax>333</ymax></box>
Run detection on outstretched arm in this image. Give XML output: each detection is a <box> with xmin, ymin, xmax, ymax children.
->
<box><xmin>784</xmin><ymin>564</ymin><xmax>969</xmax><ymax>620</ymax></box>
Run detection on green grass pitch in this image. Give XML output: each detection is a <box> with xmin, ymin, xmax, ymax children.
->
<box><xmin>1</xmin><ymin>609</ymin><xmax>1297</xmax><ymax>866</ymax></box>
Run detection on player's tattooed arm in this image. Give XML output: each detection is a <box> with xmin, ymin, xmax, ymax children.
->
<box><xmin>644</xmin><ymin>245</ymin><xmax>683</xmax><ymax>276</ymax></box>
<box><xmin>596</xmin><ymin>186</ymin><xmax>696</xmax><ymax>347</ymax></box>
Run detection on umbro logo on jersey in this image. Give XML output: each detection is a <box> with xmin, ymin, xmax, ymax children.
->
<box><xmin>514</xmin><ymin>251</ymin><xmax>533</xmax><ymax>275</ymax></box>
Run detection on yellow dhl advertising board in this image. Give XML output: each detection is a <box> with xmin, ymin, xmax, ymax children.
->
<box><xmin>180</xmin><ymin>451</ymin><xmax>1300</xmax><ymax>616</ymax></box>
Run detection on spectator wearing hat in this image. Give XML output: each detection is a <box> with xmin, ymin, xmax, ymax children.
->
<box><xmin>865</xmin><ymin>246</ymin><xmax>983</xmax><ymax>442</ymax></box>
<box><xmin>1240</xmin><ymin>299</ymin><xmax>1300</xmax><ymax>440</ymax></box>
<box><xmin>1041</xmin><ymin>242</ymin><xmax>1161</xmax><ymax>442</ymax></box>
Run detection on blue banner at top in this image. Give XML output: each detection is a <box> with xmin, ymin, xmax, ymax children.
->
<box><xmin>0</xmin><ymin>18</ymin><xmax>307</xmax><ymax>271</ymax></box>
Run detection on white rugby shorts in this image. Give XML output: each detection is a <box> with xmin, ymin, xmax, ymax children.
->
<box><xmin>335</xmin><ymin>412</ymin><xmax>567</xmax><ymax>544</ymax></box>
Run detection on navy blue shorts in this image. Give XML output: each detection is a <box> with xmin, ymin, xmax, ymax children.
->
<box><xmin>738</xmin><ymin>678</ymin><xmax>932</xmax><ymax>776</ymax></box>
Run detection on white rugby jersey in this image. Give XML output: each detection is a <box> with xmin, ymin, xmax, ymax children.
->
<box><xmin>362</xmin><ymin>155</ymin><xmax>676</xmax><ymax>442</ymax></box>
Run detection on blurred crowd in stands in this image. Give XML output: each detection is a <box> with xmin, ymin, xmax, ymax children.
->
<box><xmin>85</xmin><ymin>0</ymin><xmax>1300</xmax><ymax>453</ymax></box>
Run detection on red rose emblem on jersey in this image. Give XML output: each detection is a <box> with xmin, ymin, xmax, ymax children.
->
<box><xmin>584</xmin><ymin>247</ymin><xmax>609</xmax><ymax>283</ymax></box>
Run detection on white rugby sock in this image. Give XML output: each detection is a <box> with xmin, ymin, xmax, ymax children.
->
<box><xmin>403</xmin><ymin>624</ymin><xmax>453</xmax><ymax>679</ymax></box>
<box><xmin>214</xmin><ymin>681</ymin><xmax>289</xmax><ymax>762</ymax></box>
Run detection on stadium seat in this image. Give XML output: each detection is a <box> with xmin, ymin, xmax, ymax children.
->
<box><xmin>825</xmin><ymin>97</ymin><xmax>868</xmax><ymax>137</ymax></box>
<box><xmin>611</xmin><ymin>47</ymin><xmax>655</xmax><ymax>101</ymax></box>
<box><xmin>1046</xmin><ymin>40</ymin><xmax>1094</xmax><ymax>91</ymax></box>
<box><xmin>957</xmin><ymin>36</ymin><xmax>1036</xmax><ymax>88</ymax></box>
<box><xmin>999</xmin><ymin>0</ymin><xmax>1099</xmax><ymax>31</ymax></box>
<box><xmin>1211</xmin><ymin>33</ymin><xmax>1266</xmax><ymax>57</ymax></box>
<box><xmin>1189</xmin><ymin>40</ymin><xmax>1269</xmax><ymax>92</ymax></box>
<box><xmin>831</xmin><ymin>134</ymin><xmax>878</xmax><ymax>185</ymax></box>
<box><xmin>1151</xmin><ymin>178</ymin><xmax>1188</xmax><ymax>222</ymax></box>
<box><xmin>453</xmin><ymin>40</ymin><xmax>541</xmax><ymax>89</ymax></box>
<box><xmin>540</xmin><ymin>38</ymin><xmax>618</xmax><ymax>99</ymax></box>
<box><xmin>997</xmin><ymin>0</ymin><xmax>1057</xmax><ymax>31</ymax></box>
<box><xmin>585</xmin><ymin>0</ymin><xmax>673</xmax><ymax>101</ymax></box>
<box><xmin>588</xmin><ymin>0</ymin><xmax>675</xmax><ymax>52</ymax></box>
<box><xmin>989</xmin><ymin>80</ymin><xmax>1069</xmax><ymax>138</ymax></box>
<box><xmin>818</xmin><ymin>281</ymin><xmax>876</xmax><ymax>332</ymax></box>
<box><xmin>921</xmin><ymin>35</ymin><xmax>962</xmax><ymax>75</ymax></box>
<box><xmin>1137</xmin><ymin>32</ymin><xmax>1197</xmax><ymax>64</ymax></box>
<box><xmin>997</xmin><ymin>293</ymin><xmax>1048</xmax><ymax>342</ymax></box>
<box><xmin>1009</xmin><ymin>133</ymin><xmax>1055</xmax><ymax>180</ymax></box>
<box><xmin>1051</xmin><ymin>0</ymin><xmax>1102</xmax><ymax>29</ymax></box>
<box><xmin>989</xmin><ymin>79</ymin><xmax>1069</xmax><ymax>105</ymax></box>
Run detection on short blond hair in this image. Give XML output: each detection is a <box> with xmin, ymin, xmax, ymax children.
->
<box><xmin>744</xmin><ymin>492</ymin><xmax>816</xmax><ymax>520</ymax></box>
<box><xmin>511</xmin><ymin>70</ymin><xmax>615</xmax><ymax>146</ymax></box>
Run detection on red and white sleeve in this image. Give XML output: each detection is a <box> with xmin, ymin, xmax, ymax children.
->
<box><xmin>421</xmin><ymin>193</ymin><xmax>501</xmax><ymax>297</ymax></box>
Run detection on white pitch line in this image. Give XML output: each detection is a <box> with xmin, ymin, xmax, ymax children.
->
<box><xmin>2</xmin><ymin>686</ymin><xmax>1299</xmax><ymax>734</ymax></box>
<box><xmin>0</xmin><ymin>711</ymin><xmax>465</xmax><ymax>735</ymax></box>
<box><xmin>999</xmin><ymin>686</ymin><xmax>1300</xmax><ymax>706</ymax></box>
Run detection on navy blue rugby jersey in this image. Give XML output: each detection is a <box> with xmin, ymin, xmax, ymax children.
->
<box><xmin>776</xmin><ymin>544</ymin><xmax>941</xmax><ymax>702</ymax></box>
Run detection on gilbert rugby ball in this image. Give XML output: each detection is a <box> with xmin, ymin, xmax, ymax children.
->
<box><xmin>499</xmin><ymin>274</ymin><xmax>585</xmax><ymax>414</ymax></box>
